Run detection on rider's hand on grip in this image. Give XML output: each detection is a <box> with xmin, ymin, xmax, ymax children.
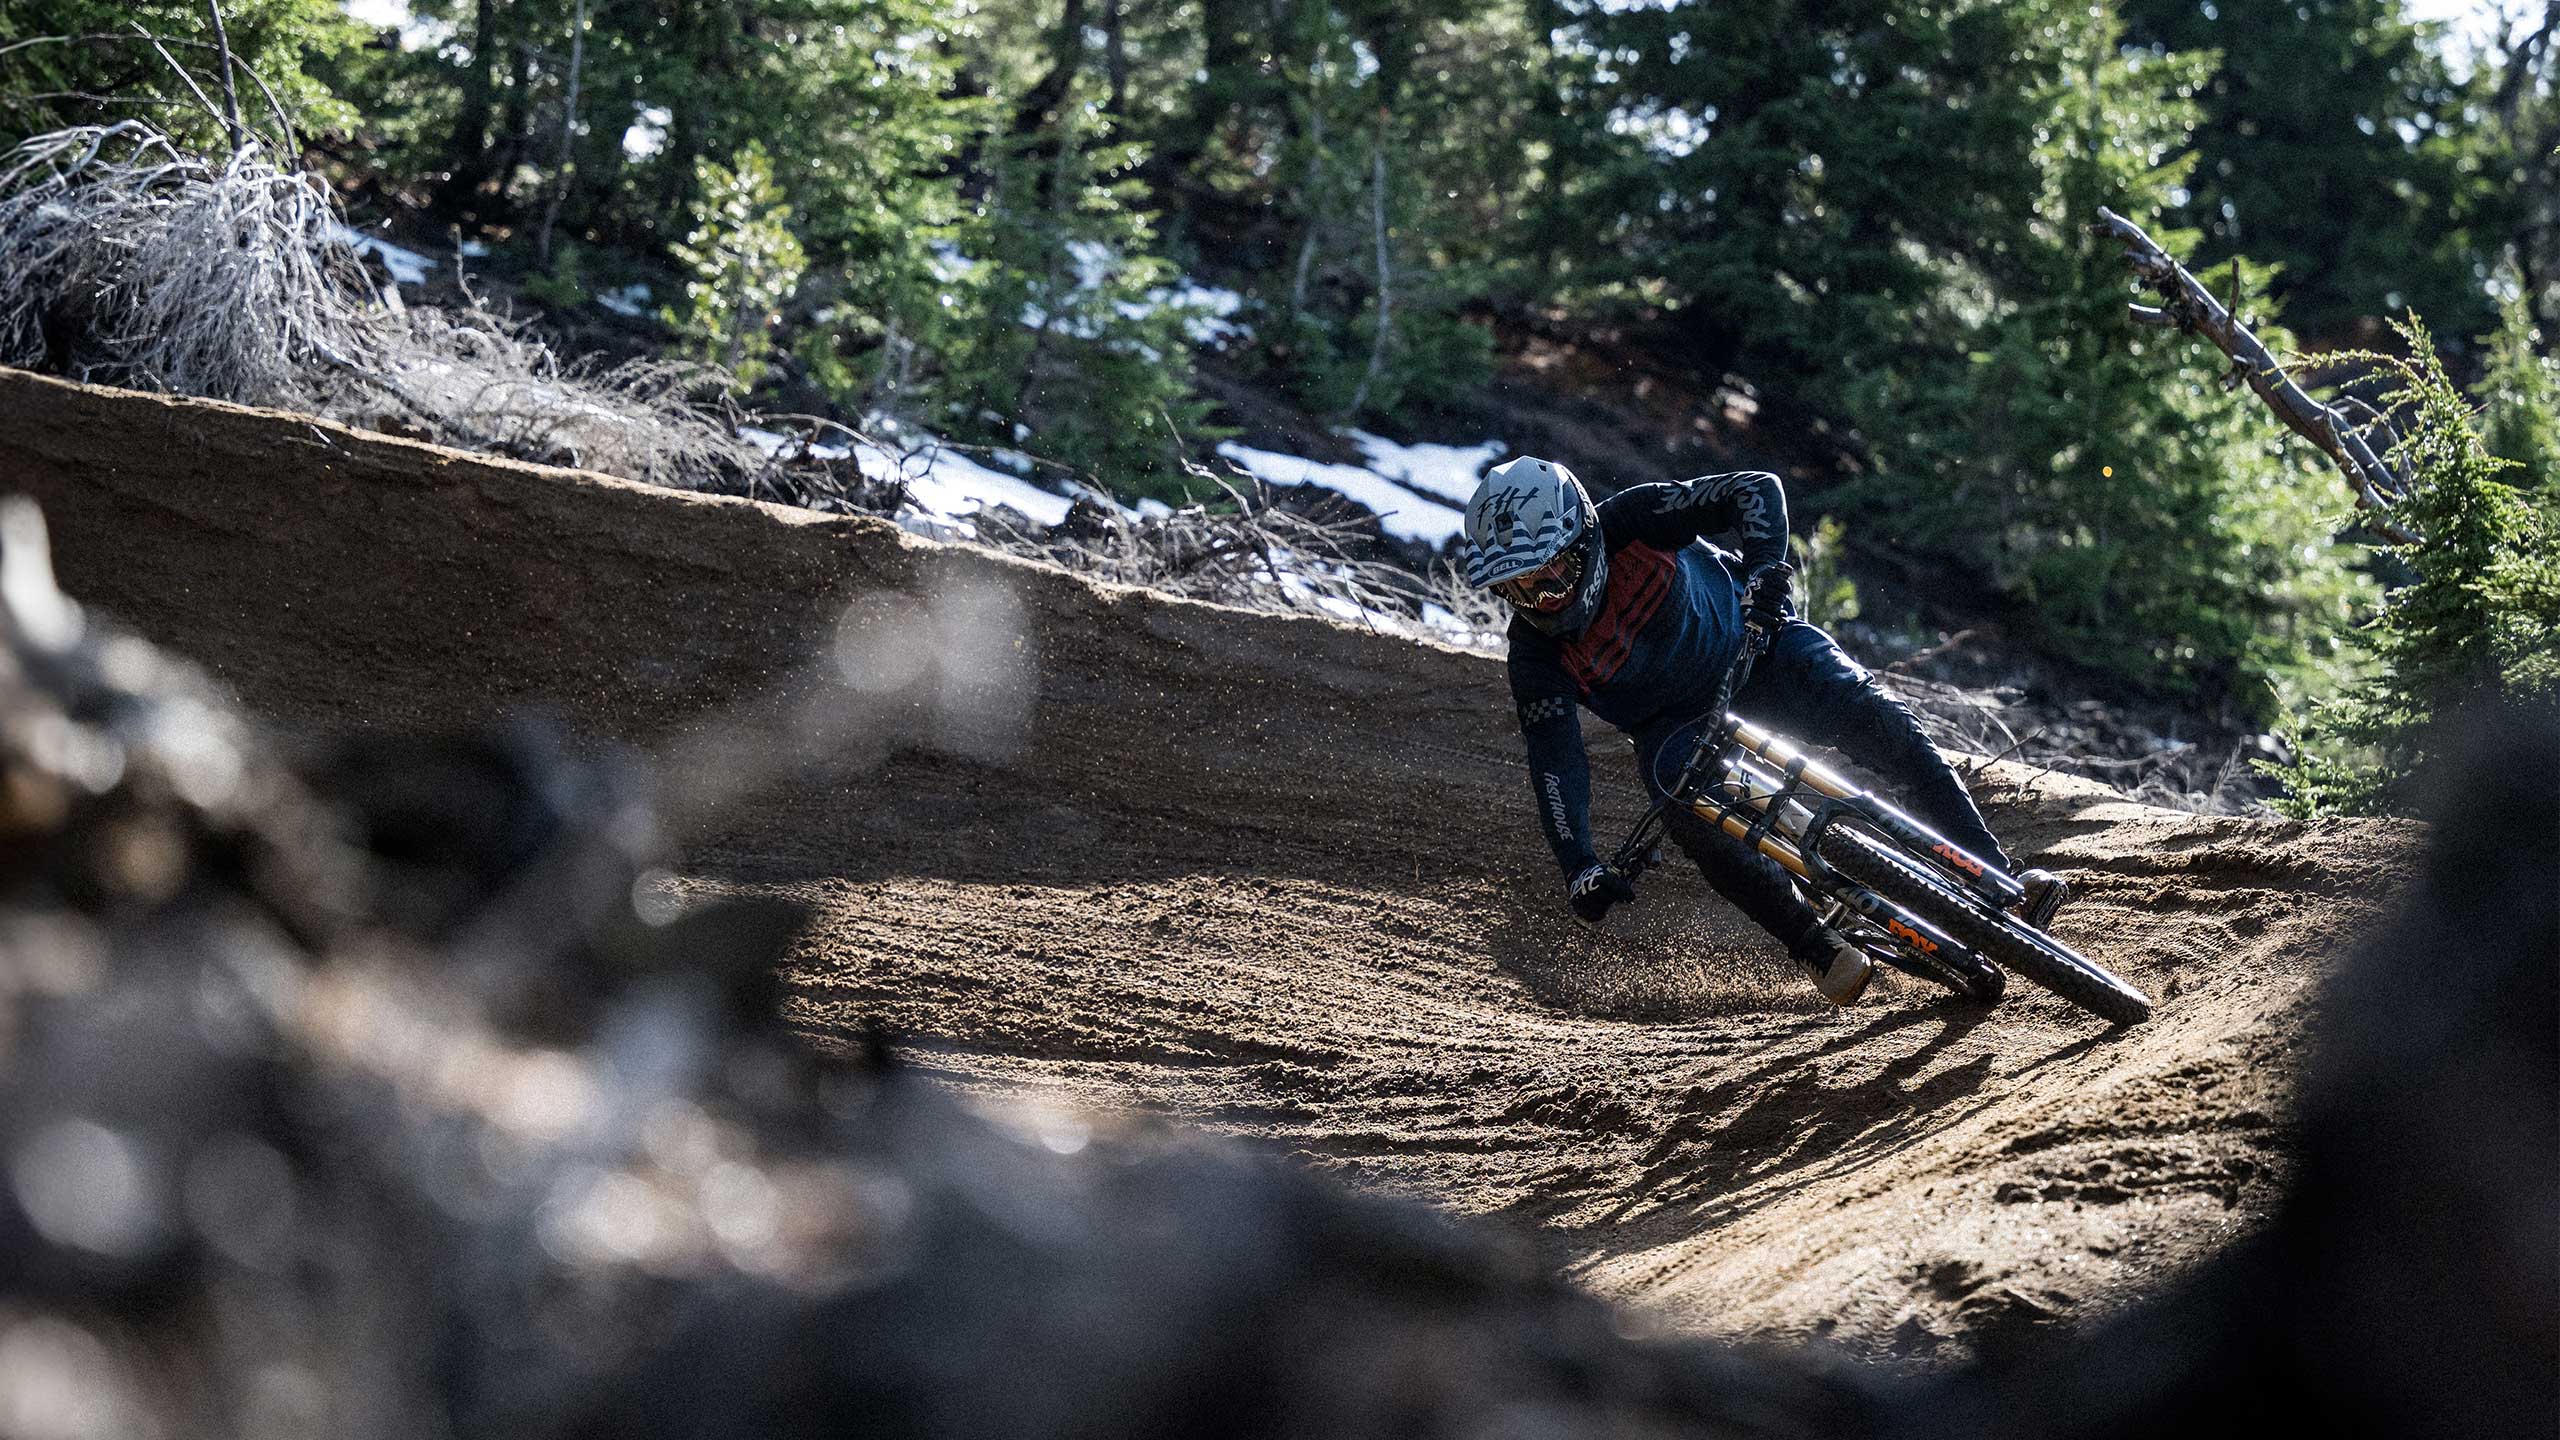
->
<box><xmin>1740</xmin><ymin>563</ymin><xmax>1795</xmax><ymax>640</ymax></box>
<box><xmin>1567</xmin><ymin>863</ymin><xmax>1636</xmax><ymax>927</ymax></box>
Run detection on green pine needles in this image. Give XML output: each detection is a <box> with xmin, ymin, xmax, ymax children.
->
<box><xmin>666</xmin><ymin>143</ymin><xmax>807</xmax><ymax>390</ymax></box>
<box><xmin>2476</xmin><ymin>290</ymin><xmax>2560</xmax><ymax>500</ymax></box>
<box><xmin>2268</xmin><ymin>319</ymin><xmax>2560</xmax><ymax>817</ymax></box>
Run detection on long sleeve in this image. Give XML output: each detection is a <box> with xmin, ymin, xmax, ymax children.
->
<box><xmin>1600</xmin><ymin>471</ymin><xmax>1791</xmax><ymax>576</ymax></box>
<box><xmin>1508</xmin><ymin>641</ymin><xmax>1598</xmax><ymax>877</ymax></box>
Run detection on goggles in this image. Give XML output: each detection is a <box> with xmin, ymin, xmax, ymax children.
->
<box><xmin>1492</xmin><ymin>549</ymin><xmax>1584</xmax><ymax>613</ymax></box>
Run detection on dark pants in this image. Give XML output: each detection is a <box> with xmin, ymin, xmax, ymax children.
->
<box><xmin>1630</xmin><ymin>622</ymin><xmax>2011</xmax><ymax>954</ymax></box>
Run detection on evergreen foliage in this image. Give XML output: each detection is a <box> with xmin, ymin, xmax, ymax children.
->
<box><xmin>2269</xmin><ymin>321</ymin><xmax>2560</xmax><ymax>815</ymax></box>
<box><xmin>927</xmin><ymin>91</ymin><xmax>1211</xmax><ymax>499</ymax></box>
<box><xmin>1836</xmin><ymin>7</ymin><xmax>2369</xmax><ymax>710</ymax></box>
<box><xmin>1790</xmin><ymin>517</ymin><xmax>1862</xmax><ymax>632</ymax></box>
<box><xmin>1171</xmin><ymin>0</ymin><xmax>1503</xmax><ymax>424</ymax></box>
<box><xmin>1535</xmin><ymin>0</ymin><xmax>2107</xmax><ymax>391</ymax></box>
<box><xmin>665</xmin><ymin>142</ymin><xmax>807</xmax><ymax>389</ymax></box>
<box><xmin>0</xmin><ymin>0</ymin><xmax>358</xmax><ymax>151</ymax></box>
<box><xmin>2118</xmin><ymin>0</ymin><xmax>2508</xmax><ymax>342</ymax></box>
<box><xmin>2476</xmin><ymin>289</ymin><xmax>2560</xmax><ymax>498</ymax></box>
<box><xmin>2</xmin><ymin>0</ymin><xmax>2544</xmax><ymax>724</ymax></box>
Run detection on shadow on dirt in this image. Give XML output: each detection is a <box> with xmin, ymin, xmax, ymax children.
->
<box><xmin>1497</xmin><ymin>1003</ymin><xmax>2002</xmax><ymax>1235</ymax></box>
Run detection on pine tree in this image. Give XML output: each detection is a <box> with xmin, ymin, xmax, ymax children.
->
<box><xmin>2117</xmin><ymin>0</ymin><xmax>2506</xmax><ymax>342</ymax></box>
<box><xmin>929</xmin><ymin>86</ymin><xmax>1211</xmax><ymax>499</ymax></box>
<box><xmin>1831</xmin><ymin>3</ymin><xmax>2368</xmax><ymax>709</ymax></box>
<box><xmin>2475</xmin><ymin>289</ymin><xmax>2560</xmax><ymax>499</ymax></box>
<box><xmin>2271</xmin><ymin>320</ymin><xmax>2560</xmax><ymax>815</ymax></box>
<box><xmin>1228</xmin><ymin>2</ymin><xmax>1502</xmax><ymax>425</ymax></box>
<box><xmin>1534</xmin><ymin>0</ymin><xmax>2074</xmax><ymax>390</ymax></box>
<box><xmin>665</xmin><ymin>142</ymin><xmax>808</xmax><ymax>389</ymax></box>
<box><xmin>1</xmin><ymin>0</ymin><xmax>359</xmax><ymax>152</ymax></box>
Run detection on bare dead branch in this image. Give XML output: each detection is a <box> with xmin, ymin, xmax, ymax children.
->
<box><xmin>2092</xmin><ymin>206</ymin><xmax>2417</xmax><ymax>543</ymax></box>
<box><xmin>126</xmin><ymin>23</ymin><xmax>223</xmax><ymax>131</ymax></box>
<box><xmin>201</xmin><ymin>0</ymin><xmax>244</xmax><ymax>153</ymax></box>
<box><xmin>959</xmin><ymin>469</ymin><xmax>1504</xmax><ymax>649</ymax></box>
<box><xmin>0</xmin><ymin>122</ymin><xmax>770</xmax><ymax>493</ymax></box>
<box><xmin>5</xmin><ymin>32</ymin><xmax>299</xmax><ymax>155</ymax></box>
<box><xmin>1882</xmin><ymin>628</ymin><xmax>1978</xmax><ymax>674</ymax></box>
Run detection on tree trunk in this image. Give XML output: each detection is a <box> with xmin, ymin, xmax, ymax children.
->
<box><xmin>536</xmin><ymin>0</ymin><xmax>587</xmax><ymax>266</ymax></box>
<box><xmin>201</xmin><ymin>0</ymin><xmax>244</xmax><ymax>152</ymax></box>
<box><xmin>1017</xmin><ymin>111</ymin><xmax>1084</xmax><ymax>408</ymax></box>
<box><xmin>434</xmin><ymin>0</ymin><xmax>503</xmax><ymax>218</ymax></box>
<box><xmin>1287</xmin><ymin>77</ymin><xmax>1325</xmax><ymax>316</ymax></box>
<box><xmin>490</xmin><ymin>30</ymin><xmax>537</xmax><ymax>213</ymax></box>
<box><xmin>1103</xmin><ymin>0</ymin><xmax>1128</xmax><ymax>116</ymax></box>
<box><xmin>578</xmin><ymin>53</ymin><xmax>633</xmax><ymax>247</ymax></box>
<box><xmin>1011</xmin><ymin>0</ymin><xmax>1089</xmax><ymax>135</ymax></box>
<box><xmin>1153</xmin><ymin>0</ymin><xmax>1254</xmax><ymax>175</ymax></box>
<box><xmin>657</xmin><ymin>0</ymin><xmax>736</xmax><ymax>223</ymax></box>
<box><xmin>1344</xmin><ymin>112</ymin><xmax>1392</xmax><ymax>419</ymax></box>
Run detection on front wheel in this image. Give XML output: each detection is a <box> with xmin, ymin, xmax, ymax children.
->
<box><xmin>1824</xmin><ymin>900</ymin><xmax>2006</xmax><ymax>1004</ymax></box>
<box><xmin>1818</xmin><ymin>824</ymin><xmax>2152</xmax><ymax>1026</ymax></box>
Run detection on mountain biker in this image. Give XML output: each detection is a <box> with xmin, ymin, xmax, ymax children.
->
<box><xmin>1462</xmin><ymin>456</ymin><xmax>2068</xmax><ymax>1005</ymax></box>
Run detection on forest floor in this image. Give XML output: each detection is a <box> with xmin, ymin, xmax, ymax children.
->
<box><xmin>0</xmin><ymin>367</ymin><xmax>2403</xmax><ymax>1363</ymax></box>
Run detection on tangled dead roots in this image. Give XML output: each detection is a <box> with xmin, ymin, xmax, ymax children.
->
<box><xmin>974</xmin><ymin>476</ymin><xmax>1510</xmax><ymax>650</ymax></box>
<box><xmin>0</xmin><ymin>123</ymin><xmax>768</xmax><ymax>491</ymax></box>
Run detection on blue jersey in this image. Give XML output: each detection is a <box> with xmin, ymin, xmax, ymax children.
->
<box><xmin>1505</xmin><ymin>472</ymin><xmax>1791</xmax><ymax>876</ymax></box>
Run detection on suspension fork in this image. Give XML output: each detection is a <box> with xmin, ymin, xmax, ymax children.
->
<box><xmin>1665</xmin><ymin>740</ymin><xmax>1976</xmax><ymax>965</ymax></box>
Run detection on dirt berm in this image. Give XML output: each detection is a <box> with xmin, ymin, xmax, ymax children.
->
<box><xmin>0</xmin><ymin>368</ymin><xmax>2404</xmax><ymax>1361</ymax></box>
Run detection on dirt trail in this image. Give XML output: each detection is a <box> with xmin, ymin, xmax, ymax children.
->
<box><xmin>0</xmin><ymin>368</ymin><xmax>2404</xmax><ymax>1361</ymax></box>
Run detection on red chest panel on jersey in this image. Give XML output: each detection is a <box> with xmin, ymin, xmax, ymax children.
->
<box><xmin>1562</xmin><ymin>542</ymin><xmax>1673</xmax><ymax>691</ymax></box>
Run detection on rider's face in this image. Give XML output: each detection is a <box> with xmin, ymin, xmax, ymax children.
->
<box><xmin>1493</xmin><ymin>549</ymin><xmax>1584</xmax><ymax>615</ymax></box>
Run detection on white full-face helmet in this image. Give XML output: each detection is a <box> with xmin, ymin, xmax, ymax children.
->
<box><xmin>1462</xmin><ymin>457</ymin><xmax>1607</xmax><ymax>636</ymax></box>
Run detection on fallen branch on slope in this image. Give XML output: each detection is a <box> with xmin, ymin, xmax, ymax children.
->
<box><xmin>2093</xmin><ymin>206</ymin><xmax>2416</xmax><ymax>543</ymax></box>
<box><xmin>975</xmin><ymin>472</ymin><xmax>1506</xmax><ymax>649</ymax></box>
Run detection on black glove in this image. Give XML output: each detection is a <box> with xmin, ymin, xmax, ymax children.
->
<box><xmin>1740</xmin><ymin>562</ymin><xmax>1796</xmax><ymax>628</ymax></box>
<box><xmin>1567</xmin><ymin>862</ymin><xmax>1637</xmax><ymax>927</ymax></box>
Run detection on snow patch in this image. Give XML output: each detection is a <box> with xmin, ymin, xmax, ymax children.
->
<box><xmin>937</xmin><ymin>239</ymin><xmax>1250</xmax><ymax>350</ymax></box>
<box><xmin>624</xmin><ymin>107</ymin><xmax>671</xmax><ymax>161</ymax></box>
<box><xmin>328</xmin><ymin>224</ymin><xmax>435</xmax><ymax>287</ymax></box>
<box><xmin>1128</xmin><ymin>278</ymin><xmax>1251</xmax><ymax>346</ymax></box>
<box><xmin>748</xmin><ymin>423</ymin><xmax>1496</xmax><ymax>649</ymax></box>
<box><xmin>739</xmin><ymin>424</ymin><xmax>1072</xmax><ymax>530</ymax></box>
<box><xmin>1214</xmin><ymin>440</ymin><xmax>1471</xmax><ymax>546</ymax></box>
<box><xmin>597</xmin><ymin>283</ymin><xmax>653</xmax><ymax>318</ymax></box>
<box><xmin>1346</xmin><ymin>432</ymin><xmax>1506</xmax><ymax>505</ymax></box>
<box><xmin>881</xmin><ymin>441</ymin><xmax>1074</xmax><ymax>529</ymax></box>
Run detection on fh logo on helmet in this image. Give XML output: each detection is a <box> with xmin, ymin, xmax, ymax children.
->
<box><xmin>1484</xmin><ymin>486</ymin><xmax>1536</xmax><ymax>538</ymax></box>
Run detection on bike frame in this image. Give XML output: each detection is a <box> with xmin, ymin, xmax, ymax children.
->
<box><xmin>1607</xmin><ymin>599</ymin><xmax>2035</xmax><ymax>987</ymax></box>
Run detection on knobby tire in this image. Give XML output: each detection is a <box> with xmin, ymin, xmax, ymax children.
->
<box><xmin>1809</xmin><ymin>827</ymin><xmax>2003</xmax><ymax>1003</ymax></box>
<box><xmin>1818</xmin><ymin>824</ymin><xmax>2152</xmax><ymax>1026</ymax></box>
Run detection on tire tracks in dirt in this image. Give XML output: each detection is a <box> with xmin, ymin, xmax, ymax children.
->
<box><xmin>0</xmin><ymin>367</ymin><xmax>2406</xmax><ymax>1363</ymax></box>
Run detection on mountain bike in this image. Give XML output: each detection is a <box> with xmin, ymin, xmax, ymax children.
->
<box><xmin>1610</xmin><ymin>596</ymin><xmax>2153</xmax><ymax>1027</ymax></box>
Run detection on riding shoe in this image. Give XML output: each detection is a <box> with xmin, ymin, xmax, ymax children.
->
<box><xmin>1790</xmin><ymin>923</ymin><xmax>1874</xmax><ymax>1007</ymax></box>
<box><xmin>2015</xmin><ymin>868</ymin><xmax>2071</xmax><ymax>930</ymax></box>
